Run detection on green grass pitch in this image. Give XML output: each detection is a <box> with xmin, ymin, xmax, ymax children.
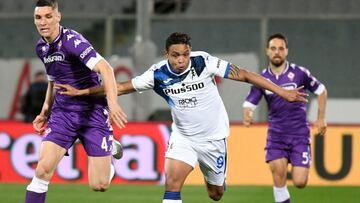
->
<box><xmin>1</xmin><ymin>183</ymin><xmax>359</xmax><ymax>203</ymax></box>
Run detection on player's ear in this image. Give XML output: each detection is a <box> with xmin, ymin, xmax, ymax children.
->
<box><xmin>57</xmin><ymin>11</ymin><xmax>62</xmax><ymax>22</ymax></box>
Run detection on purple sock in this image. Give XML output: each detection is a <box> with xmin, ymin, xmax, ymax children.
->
<box><xmin>25</xmin><ymin>190</ymin><xmax>46</xmax><ymax>203</ymax></box>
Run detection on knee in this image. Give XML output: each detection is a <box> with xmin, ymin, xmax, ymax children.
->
<box><xmin>294</xmin><ymin>179</ymin><xmax>308</xmax><ymax>189</ymax></box>
<box><xmin>35</xmin><ymin>165</ymin><xmax>53</xmax><ymax>181</ymax></box>
<box><xmin>208</xmin><ymin>189</ymin><xmax>224</xmax><ymax>201</ymax></box>
<box><xmin>89</xmin><ymin>182</ymin><xmax>110</xmax><ymax>192</ymax></box>
<box><xmin>165</xmin><ymin>176</ymin><xmax>183</xmax><ymax>191</ymax></box>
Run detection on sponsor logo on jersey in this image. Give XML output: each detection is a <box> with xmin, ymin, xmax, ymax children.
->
<box><xmin>163</xmin><ymin>78</ymin><xmax>173</xmax><ymax>84</ymax></box>
<box><xmin>265</xmin><ymin>82</ymin><xmax>297</xmax><ymax>95</ymax></box>
<box><xmin>178</xmin><ymin>97</ymin><xmax>198</xmax><ymax>108</ymax></box>
<box><xmin>216</xmin><ymin>59</ymin><xmax>221</xmax><ymax>69</ymax></box>
<box><xmin>43</xmin><ymin>52</ymin><xmax>65</xmax><ymax>63</ymax></box>
<box><xmin>67</xmin><ymin>34</ymin><xmax>75</xmax><ymax>41</ymax></box>
<box><xmin>74</xmin><ymin>39</ymin><xmax>82</xmax><ymax>48</ymax></box>
<box><xmin>163</xmin><ymin>82</ymin><xmax>205</xmax><ymax>95</ymax></box>
<box><xmin>80</xmin><ymin>46</ymin><xmax>94</xmax><ymax>59</ymax></box>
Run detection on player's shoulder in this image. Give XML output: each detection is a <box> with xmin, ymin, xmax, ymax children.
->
<box><xmin>150</xmin><ymin>59</ymin><xmax>168</xmax><ymax>72</ymax></box>
<box><xmin>60</xmin><ymin>27</ymin><xmax>90</xmax><ymax>47</ymax></box>
<box><xmin>35</xmin><ymin>38</ymin><xmax>46</xmax><ymax>55</ymax></box>
<box><xmin>260</xmin><ymin>67</ymin><xmax>272</xmax><ymax>77</ymax></box>
<box><xmin>288</xmin><ymin>62</ymin><xmax>311</xmax><ymax>76</ymax></box>
<box><xmin>191</xmin><ymin>51</ymin><xmax>210</xmax><ymax>58</ymax></box>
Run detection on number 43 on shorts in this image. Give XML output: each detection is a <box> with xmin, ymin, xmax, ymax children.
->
<box><xmin>101</xmin><ymin>136</ymin><xmax>114</xmax><ymax>152</ymax></box>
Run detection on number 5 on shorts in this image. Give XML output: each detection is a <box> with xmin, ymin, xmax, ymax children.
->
<box><xmin>302</xmin><ymin>152</ymin><xmax>309</xmax><ymax>164</ymax></box>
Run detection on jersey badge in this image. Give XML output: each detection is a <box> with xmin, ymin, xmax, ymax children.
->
<box><xmin>287</xmin><ymin>72</ymin><xmax>295</xmax><ymax>81</ymax></box>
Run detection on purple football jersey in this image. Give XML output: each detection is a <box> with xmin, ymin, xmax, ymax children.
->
<box><xmin>35</xmin><ymin>26</ymin><xmax>107</xmax><ymax>111</ymax></box>
<box><xmin>245</xmin><ymin>62</ymin><xmax>324</xmax><ymax>138</ymax></box>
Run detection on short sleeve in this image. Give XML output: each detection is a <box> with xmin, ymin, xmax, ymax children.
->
<box><xmin>243</xmin><ymin>85</ymin><xmax>263</xmax><ymax>109</ymax></box>
<box><xmin>131</xmin><ymin>65</ymin><xmax>156</xmax><ymax>92</ymax></box>
<box><xmin>64</xmin><ymin>31</ymin><xmax>103</xmax><ymax>70</ymax></box>
<box><xmin>299</xmin><ymin>67</ymin><xmax>325</xmax><ymax>95</ymax></box>
<box><xmin>205</xmin><ymin>53</ymin><xmax>231</xmax><ymax>78</ymax></box>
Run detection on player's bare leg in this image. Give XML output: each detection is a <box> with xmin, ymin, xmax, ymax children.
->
<box><xmin>291</xmin><ymin>166</ymin><xmax>309</xmax><ymax>188</ymax></box>
<box><xmin>205</xmin><ymin>181</ymin><xmax>224</xmax><ymax>201</ymax></box>
<box><xmin>163</xmin><ymin>158</ymin><xmax>193</xmax><ymax>203</ymax></box>
<box><xmin>88</xmin><ymin>156</ymin><xmax>113</xmax><ymax>192</ymax></box>
<box><xmin>25</xmin><ymin>141</ymin><xmax>67</xmax><ymax>203</ymax></box>
<box><xmin>269</xmin><ymin>158</ymin><xmax>290</xmax><ymax>203</ymax></box>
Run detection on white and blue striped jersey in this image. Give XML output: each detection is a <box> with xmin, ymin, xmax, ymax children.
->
<box><xmin>132</xmin><ymin>51</ymin><xmax>231</xmax><ymax>141</ymax></box>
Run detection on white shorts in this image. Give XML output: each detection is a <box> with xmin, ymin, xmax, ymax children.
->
<box><xmin>165</xmin><ymin>134</ymin><xmax>227</xmax><ymax>186</ymax></box>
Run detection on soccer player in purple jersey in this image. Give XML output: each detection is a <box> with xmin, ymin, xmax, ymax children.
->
<box><xmin>24</xmin><ymin>1</ymin><xmax>128</xmax><ymax>203</ymax></box>
<box><xmin>243</xmin><ymin>33</ymin><xmax>327</xmax><ymax>203</ymax></box>
<box><xmin>54</xmin><ymin>32</ymin><xmax>308</xmax><ymax>203</ymax></box>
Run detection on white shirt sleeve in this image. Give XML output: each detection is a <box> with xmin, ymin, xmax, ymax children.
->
<box><xmin>131</xmin><ymin>65</ymin><xmax>155</xmax><ymax>92</ymax></box>
<box><xmin>242</xmin><ymin>101</ymin><xmax>258</xmax><ymax>110</ymax></box>
<box><xmin>205</xmin><ymin>53</ymin><xmax>230</xmax><ymax>78</ymax></box>
<box><xmin>314</xmin><ymin>84</ymin><xmax>326</xmax><ymax>95</ymax></box>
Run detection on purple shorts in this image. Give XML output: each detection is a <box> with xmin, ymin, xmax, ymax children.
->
<box><xmin>43</xmin><ymin>108</ymin><xmax>113</xmax><ymax>157</ymax></box>
<box><xmin>265</xmin><ymin>136</ymin><xmax>311</xmax><ymax>168</ymax></box>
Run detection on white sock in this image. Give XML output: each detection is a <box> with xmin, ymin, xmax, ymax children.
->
<box><xmin>109</xmin><ymin>164</ymin><xmax>115</xmax><ymax>183</ymax></box>
<box><xmin>273</xmin><ymin>186</ymin><xmax>290</xmax><ymax>202</ymax></box>
<box><xmin>26</xmin><ymin>176</ymin><xmax>49</xmax><ymax>193</ymax></box>
<box><xmin>162</xmin><ymin>200</ymin><xmax>182</xmax><ymax>203</ymax></box>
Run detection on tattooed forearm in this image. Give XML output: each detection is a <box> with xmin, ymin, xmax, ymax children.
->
<box><xmin>228</xmin><ymin>64</ymin><xmax>241</xmax><ymax>78</ymax></box>
<box><xmin>228</xmin><ymin>64</ymin><xmax>248</xmax><ymax>82</ymax></box>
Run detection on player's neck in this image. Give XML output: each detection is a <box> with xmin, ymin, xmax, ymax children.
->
<box><xmin>269</xmin><ymin>63</ymin><xmax>286</xmax><ymax>76</ymax></box>
<box><xmin>44</xmin><ymin>26</ymin><xmax>61</xmax><ymax>44</ymax></box>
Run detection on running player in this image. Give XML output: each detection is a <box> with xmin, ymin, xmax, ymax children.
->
<box><xmin>56</xmin><ymin>32</ymin><xmax>307</xmax><ymax>203</ymax></box>
<box><xmin>25</xmin><ymin>1</ymin><xmax>127</xmax><ymax>203</ymax></box>
<box><xmin>243</xmin><ymin>33</ymin><xmax>327</xmax><ymax>203</ymax></box>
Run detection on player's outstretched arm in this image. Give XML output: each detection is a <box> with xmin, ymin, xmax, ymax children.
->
<box><xmin>55</xmin><ymin>80</ymin><xmax>136</xmax><ymax>97</ymax></box>
<box><xmin>226</xmin><ymin>63</ymin><xmax>308</xmax><ymax>102</ymax></box>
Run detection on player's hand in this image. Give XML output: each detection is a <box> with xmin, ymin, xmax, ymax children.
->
<box><xmin>33</xmin><ymin>115</ymin><xmax>47</xmax><ymax>135</ymax></box>
<box><xmin>54</xmin><ymin>84</ymin><xmax>82</xmax><ymax>96</ymax></box>
<box><xmin>283</xmin><ymin>86</ymin><xmax>308</xmax><ymax>102</ymax></box>
<box><xmin>108</xmin><ymin>101</ymin><xmax>128</xmax><ymax>129</ymax></box>
<box><xmin>243</xmin><ymin>108</ymin><xmax>253</xmax><ymax>127</ymax></box>
<box><xmin>314</xmin><ymin>118</ymin><xmax>327</xmax><ymax>135</ymax></box>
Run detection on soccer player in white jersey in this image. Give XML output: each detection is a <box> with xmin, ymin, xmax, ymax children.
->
<box><xmin>243</xmin><ymin>33</ymin><xmax>327</xmax><ymax>203</ymax></box>
<box><xmin>56</xmin><ymin>32</ymin><xmax>307</xmax><ymax>202</ymax></box>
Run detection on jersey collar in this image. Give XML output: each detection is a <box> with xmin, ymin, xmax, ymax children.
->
<box><xmin>166</xmin><ymin>59</ymin><xmax>192</xmax><ymax>76</ymax></box>
<box><xmin>267</xmin><ymin>61</ymin><xmax>289</xmax><ymax>76</ymax></box>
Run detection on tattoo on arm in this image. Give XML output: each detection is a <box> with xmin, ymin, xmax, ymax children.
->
<box><xmin>228</xmin><ymin>64</ymin><xmax>248</xmax><ymax>82</ymax></box>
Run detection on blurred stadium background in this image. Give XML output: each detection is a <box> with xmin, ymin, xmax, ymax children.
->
<box><xmin>0</xmin><ymin>0</ymin><xmax>360</xmax><ymax>202</ymax></box>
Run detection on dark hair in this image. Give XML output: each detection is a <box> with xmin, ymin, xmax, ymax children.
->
<box><xmin>165</xmin><ymin>32</ymin><xmax>191</xmax><ymax>51</ymax></box>
<box><xmin>35</xmin><ymin>0</ymin><xmax>58</xmax><ymax>9</ymax></box>
<box><xmin>267</xmin><ymin>33</ymin><xmax>288</xmax><ymax>48</ymax></box>
<box><xmin>34</xmin><ymin>70</ymin><xmax>46</xmax><ymax>77</ymax></box>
